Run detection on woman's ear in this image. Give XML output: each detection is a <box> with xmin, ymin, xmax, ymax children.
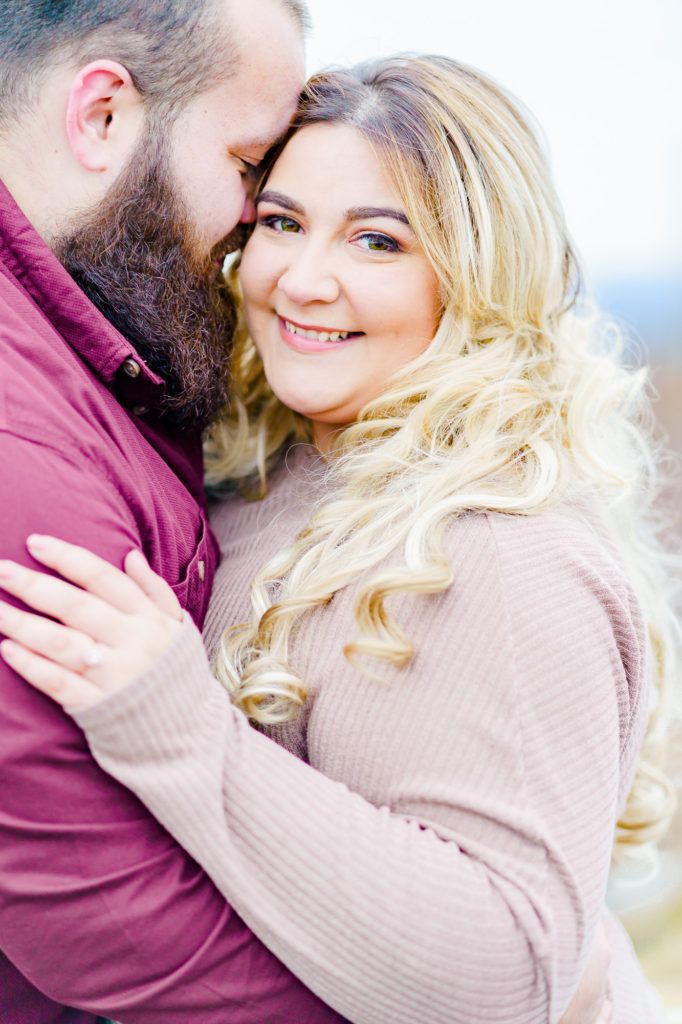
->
<box><xmin>65</xmin><ymin>60</ymin><xmax>143</xmax><ymax>174</ymax></box>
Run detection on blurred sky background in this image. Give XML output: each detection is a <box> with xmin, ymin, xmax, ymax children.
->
<box><xmin>304</xmin><ymin>0</ymin><xmax>682</xmax><ymax>364</ymax></box>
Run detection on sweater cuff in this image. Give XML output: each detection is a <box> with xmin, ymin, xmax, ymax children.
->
<box><xmin>72</xmin><ymin>612</ymin><xmax>217</xmax><ymax>740</ymax></box>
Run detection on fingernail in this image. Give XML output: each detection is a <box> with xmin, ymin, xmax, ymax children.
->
<box><xmin>27</xmin><ymin>535</ymin><xmax>49</xmax><ymax>552</ymax></box>
<box><xmin>0</xmin><ymin>639</ymin><xmax>17</xmax><ymax>658</ymax></box>
<box><xmin>126</xmin><ymin>549</ymin><xmax>148</xmax><ymax>567</ymax></box>
<box><xmin>0</xmin><ymin>562</ymin><xmax>16</xmax><ymax>580</ymax></box>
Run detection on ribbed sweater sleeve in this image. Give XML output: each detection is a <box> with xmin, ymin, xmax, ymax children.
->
<box><xmin>73</xmin><ymin>508</ymin><xmax>651</xmax><ymax>1024</ymax></box>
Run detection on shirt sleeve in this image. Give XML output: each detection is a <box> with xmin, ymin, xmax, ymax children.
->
<box><xmin>71</xmin><ymin>511</ymin><xmax>649</xmax><ymax>1024</ymax></box>
<box><xmin>0</xmin><ymin>432</ymin><xmax>347</xmax><ymax>1024</ymax></box>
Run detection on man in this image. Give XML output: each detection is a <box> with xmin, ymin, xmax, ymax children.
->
<box><xmin>0</xmin><ymin>1</ymin><xmax>348</xmax><ymax>1021</ymax></box>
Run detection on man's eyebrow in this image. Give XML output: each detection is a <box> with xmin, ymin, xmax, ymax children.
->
<box><xmin>256</xmin><ymin>190</ymin><xmax>305</xmax><ymax>214</ymax></box>
<box><xmin>345</xmin><ymin>206</ymin><xmax>411</xmax><ymax>227</ymax></box>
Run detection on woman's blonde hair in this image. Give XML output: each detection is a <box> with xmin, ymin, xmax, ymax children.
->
<box><xmin>205</xmin><ymin>55</ymin><xmax>680</xmax><ymax>856</ymax></box>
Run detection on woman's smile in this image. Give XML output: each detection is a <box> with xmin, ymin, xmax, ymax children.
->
<box><xmin>278</xmin><ymin>315</ymin><xmax>364</xmax><ymax>353</ymax></box>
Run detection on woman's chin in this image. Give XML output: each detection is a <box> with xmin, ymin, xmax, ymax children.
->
<box><xmin>270</xmin><ymin>385</ymin><xmax>346</xmax><ymax>423</ymax></box>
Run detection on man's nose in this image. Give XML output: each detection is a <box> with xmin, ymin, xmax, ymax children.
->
<box><xmin>239</xmin><ymin>166</ymin><xmax>258</xmax><ymax>225</ymax></box>
<box><xmin>239</xmin><ymin>194</ymin><xmax>257</xmax><ymax>225</ymax></box>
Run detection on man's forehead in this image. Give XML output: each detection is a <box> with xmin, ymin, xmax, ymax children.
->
<box><xmin>211</xmin><ymin>0</ymin><xmax>305</xmax><ymax>148</ymax></box>
<box><xmin>228</xmin><ymin>1</ymin><xmax>305</xmax><ymax>94</ymax></box>
<box><xmin>236</xmin><ymin>87</ymin><xmax>301</xmax><ymax>150</ymax></box>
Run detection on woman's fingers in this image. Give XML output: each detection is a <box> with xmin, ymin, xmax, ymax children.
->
<box><xmin>25</xmin><ymin>535</ymin><xmax>148</xmax><ymax>614</ymax></box>
<box><xmin>0</xmin><ymin>561</ymin><xmax>127</xmax><ymax>643</ymax></box>
<box><xmin>559</xmin><ymin>915</ymin><xmax>612</xmax><ymax>1024</ymax></box>
<box><xmin>595</xmin><ymin>1000</ymin><xmax>613</xmax><ymax>1024</ymax></box>
<box><xmin>124</xmin><ymin>550</ymin><xmax>183</xmax><ymax>621</ymax></box>
<box><xmin>0</xmin><ymin>600</ymin><xmax>106</xmax><ymax>674</ymax></box>
<box><xmin>0</xmin><ymin>542</ymin><xmax>185</xmax><ymax>709</ymax></box>
<box><xmin>0</xmin><ymin>639</ymin><xmax>103</xmax><ymax>712</ymax></box>
<box><xmin>603</xmin><ymin>1000</ymin><xmax>613</xmax><ymax>1024</ymax></box>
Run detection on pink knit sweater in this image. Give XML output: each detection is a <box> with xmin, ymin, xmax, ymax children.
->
<box><xmin>74</xmin><ymin>446</ymin><xmax>667</xmax><ymax>1023</ymax></box>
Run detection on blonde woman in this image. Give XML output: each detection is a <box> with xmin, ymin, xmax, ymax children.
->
<box><xmin>0</xmin><ymin>56</ymin><xmax>677</xmax><ymax>1024</ymax></box>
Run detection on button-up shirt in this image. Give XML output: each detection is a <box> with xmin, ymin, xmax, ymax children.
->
<box><xmin>0</xmin><ymin>180</ymin><xmax>346</xmax><ymax>1024</ymax></box>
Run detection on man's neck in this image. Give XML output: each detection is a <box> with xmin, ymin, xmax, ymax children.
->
<box><xmin>0</xmin><ymin>149</ymin><xmax>55</xmax><ymax>244</ymax></box>
<box><xmin>0</xmin><ymin>128</ymin><xmax>98</xmax><ymax>247</ymax></box>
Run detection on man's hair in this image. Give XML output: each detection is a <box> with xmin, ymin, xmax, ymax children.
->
<box><xmin>0</xmin><ymin>0</ymin><xmax>309</xmax><ymax>131</ymax></box>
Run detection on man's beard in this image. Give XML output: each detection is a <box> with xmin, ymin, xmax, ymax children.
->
<box><xmin>55</xmin><ymin>134</ymin><xmax>245</xmax><ymax>431</ymax></box>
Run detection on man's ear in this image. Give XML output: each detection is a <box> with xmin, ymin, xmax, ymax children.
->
<box><xmin>65</xmin><ymin>61</ymin><xmax>143</xmax><ymax>174</ymax></box>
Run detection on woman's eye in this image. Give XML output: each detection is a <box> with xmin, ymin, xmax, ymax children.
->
<box><xmin>356</xmin><ymin>232</ymin><xmax>400</xmax><ymax>253</ymax></box>
<box><xmin>260</xmin><ymin>215</ymin><xmax>302</xmax><ymax>234</ymax></box>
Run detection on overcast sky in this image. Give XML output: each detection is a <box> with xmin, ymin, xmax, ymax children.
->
<box><xmin>304</xmin><ymin>0</ymin><xmax>682</xmax><ymax>287</ymax></box>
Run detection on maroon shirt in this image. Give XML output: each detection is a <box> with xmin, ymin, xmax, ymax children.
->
<box><xmin>0</xmin><ymin>180</ymin><xmax>347</xmax><ymax>1024</ymax></box>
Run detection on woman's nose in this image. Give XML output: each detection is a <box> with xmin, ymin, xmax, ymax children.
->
<box><xmin>277</xmin><ymin>246</ymin><xmax>341</xmax><ymax>306</ymax></box>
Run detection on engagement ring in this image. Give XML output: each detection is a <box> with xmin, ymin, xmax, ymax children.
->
<box><xmin>82</xmin><ymin>647</ymin><xmax>103</xmax><ymax>670</ymax></box>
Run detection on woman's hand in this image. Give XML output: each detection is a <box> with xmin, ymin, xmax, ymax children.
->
<box><xmin>0</xmin><ymin>535</ymin><xmax>184</xmax><ymax>712</ymax></box>
<box><xmin>558</xmin><ymin>918</ymin><xmax>613</xmax><ymax>1024</ymax></box>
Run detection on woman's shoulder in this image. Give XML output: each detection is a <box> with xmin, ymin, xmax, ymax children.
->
<box><xmin>448</xmin><ymin>504</ymin><xmax>645</xmax><ymax>648</ymax></box>
<box><xmin>440</xmin><ymin>506</ymin><xmax>647</xmax><ymax>755</ymax></box>
<box><xmin>442</xmin><ymin>504</ymin><xmax>646</xmax><ymax>678</ymax></box>
<box><xmin>446</xmin><ymin>503</ymin><xmax>634</xmax><ymax>597</ymax></box>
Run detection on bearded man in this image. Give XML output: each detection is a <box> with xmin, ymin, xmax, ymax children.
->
<box><xmin>0</xmin><ymin>2</ymin><xmax>348</xmax><ymax>1022</ymax></box>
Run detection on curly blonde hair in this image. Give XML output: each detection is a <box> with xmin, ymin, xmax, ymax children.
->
<box><xmin>205</xmin><ymin>55</ymin><xmax>680</xmax><ymax>856</ymax></box>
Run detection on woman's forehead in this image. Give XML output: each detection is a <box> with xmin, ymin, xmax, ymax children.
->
<box><xmin>265</xmin><ymin>123</ymin><xmax>405</xmax><ymax>215</ymax></box>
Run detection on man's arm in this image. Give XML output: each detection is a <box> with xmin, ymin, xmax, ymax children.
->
<box><xmin>0</xmin><ymin>432</ymin><xmax>346</xmax><ymax>1024</ymax></box>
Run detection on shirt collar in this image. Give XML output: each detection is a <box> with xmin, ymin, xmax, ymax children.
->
<box><xmin>0</xmin><ymin>178</ymin><xmax>166</xmax><ymax>402</ymax></box>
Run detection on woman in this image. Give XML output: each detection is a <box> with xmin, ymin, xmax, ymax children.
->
<box><xmin>0</xmin><ymin>56</ymin><xmax>677</xmax><ymax>1023</ymax></box>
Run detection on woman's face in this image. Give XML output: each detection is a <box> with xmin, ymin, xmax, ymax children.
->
<box><xmin>239</xmin><ymin>123</ymin><xmax>441</xmax><ymax>450</ymax></box>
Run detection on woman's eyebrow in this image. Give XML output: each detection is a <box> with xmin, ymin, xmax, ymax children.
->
<box><xmin>345</xmin><ymin>206</ymin><xmax>411</xmax><ymax>227</ymax></box>
<box><xmin>256</xmin><ymin>190</ymin><xmax>305</xmax><ymax>214</ymax></box>
<box><xmin>255</xmin><ymin>193</ymin><xmax>411</xmax><ymax>229</ymax></box>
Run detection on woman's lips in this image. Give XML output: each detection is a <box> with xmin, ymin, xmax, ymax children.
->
<box><xmin>277</xmin><ymin>316</ymin><xmax>363</xmax><ymax>354</ymax></box>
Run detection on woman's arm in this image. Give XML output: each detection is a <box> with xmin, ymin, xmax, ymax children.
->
<box><xmin>0</xmin><ymin>518</ymin><xmax>641</xmax><ymax>1024</ymax></box>
<box><xmin>0</xmin><ymin>464</ymin><xmax>346</xmax><ymax>1024</ymax></box>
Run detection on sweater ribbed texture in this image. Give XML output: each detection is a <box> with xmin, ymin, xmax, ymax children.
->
<box><xmin>75</xmin><ymin>445</ymin><xmax>667</xmax><ymax>1024</ymax></box>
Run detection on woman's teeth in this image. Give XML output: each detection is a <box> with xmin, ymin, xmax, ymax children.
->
<box><xmin>284</xmin><ymin>320</ymin><xmax>355</xmax><ymax>343</ymax></box>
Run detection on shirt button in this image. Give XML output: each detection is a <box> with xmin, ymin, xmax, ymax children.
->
<box><xmin>122</xmin><ymin>358</ymin><xmax>142</xmax><ymax>379</ymax></box>
<box><xmin>197</xmin><ymin>560</ymin><xmax>206</xmax><ymax>583</ymax></box>
<box><xmin>132</xmin><ymin>404</ymin><xmax>150</xmax><ymax>416</ymax></box>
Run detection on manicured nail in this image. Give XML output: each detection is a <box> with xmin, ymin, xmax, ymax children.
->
<box><xmin>27</xmin><ymin>535</ymin><xmax>49</xmax><ymax>552</ymax></box>
<box><xmin>126</xmin><ymin>549</ymin><xmax>149</xmax><ymax>568</ymax></box>
<box><xmin>0</xmin><ymin>562</ymin><xmax>17</xmax><ymax>580</ymax></box>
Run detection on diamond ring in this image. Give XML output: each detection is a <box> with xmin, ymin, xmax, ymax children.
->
<box><xmin>82</xmin><ymin>646</ymin><xmax>103</xmax><ymax>670</ymax></box>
